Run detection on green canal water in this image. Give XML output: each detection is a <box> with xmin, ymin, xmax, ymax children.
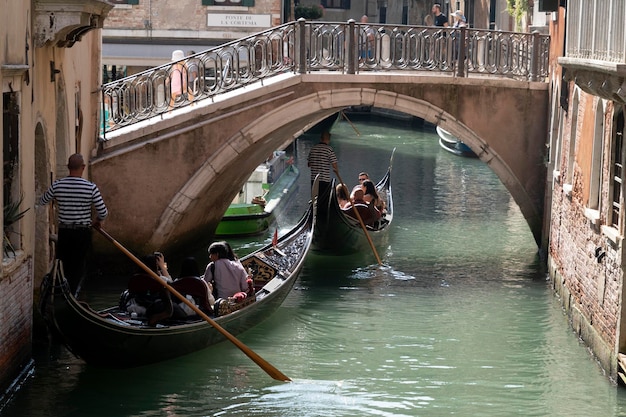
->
<box><xmin>4</xmin><ymin>117</ymin><xmax>626</xmax><ymax>416</ymax></box>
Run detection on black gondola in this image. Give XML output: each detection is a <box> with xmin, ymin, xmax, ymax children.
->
<box><xmin>312</xmin><ymin>148</ymin><xmax>395</xmax><ymax>255</ymax></box>
<box><xmin>39</xmin><ymin>196</ymin><xmax>316</xmax><ymax>368</ymax></box>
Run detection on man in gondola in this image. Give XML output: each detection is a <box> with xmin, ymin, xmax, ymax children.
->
<box><xmin>39</xmin><ymin>153</ymin><xmax>108</xmax><ymax>296</ymax></box>
<box><xmin>307</xmin><ymin>131</ymin><xmax>338</xmax><ymax>212</ymax></box>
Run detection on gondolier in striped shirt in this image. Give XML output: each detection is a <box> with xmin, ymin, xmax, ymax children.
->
<box><xmin>39</xmin><ymin>153</ymin><xmax>108</xmax><ymax>295</ymax></box>
<box><xmin>307</xmin><ymin>131</ymin><xmax>338</xmax><ymax>212</ymax></box>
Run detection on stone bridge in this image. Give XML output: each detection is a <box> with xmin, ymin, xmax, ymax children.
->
<box><xmin>91</xmin><ymin>21</ymin><xmax>550</xmax><ymax>255</ymax></box>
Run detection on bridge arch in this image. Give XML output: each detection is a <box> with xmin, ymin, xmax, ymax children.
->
<box><xmin>149</xmin><ymin>87</ymin><xmax>544</xmax><ymax>250</ymax></box>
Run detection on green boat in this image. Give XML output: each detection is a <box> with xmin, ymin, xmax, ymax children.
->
<box><xmin>215</xmin><ymin>152</ymin><xmax>300</xmax><ymax>236</ymax></box>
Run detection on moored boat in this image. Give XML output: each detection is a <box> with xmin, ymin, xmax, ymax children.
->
<box><xmin>436</xmin><ymin>126</ymin><xmax>477</xmax><ymax>158</ymax></box>
<box><xmin>313</xmin><ymin>149</ymin><xmax>395</xmax><ymax>255</ymax></box>
<box><xmin>39</xmin><ymin>197</ymin><xmax>316</xmax><ymax>368</ymax></box>
<box><xmin>216</xmin><ymin>151</ymin><xmax>299</xmax><ymax>236</ymax></box>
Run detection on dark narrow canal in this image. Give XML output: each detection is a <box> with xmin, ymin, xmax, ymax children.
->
<box><xmin>4</xmin><ymin>116</ymin><xmax>626</xmax><ymax>416</ymax></box>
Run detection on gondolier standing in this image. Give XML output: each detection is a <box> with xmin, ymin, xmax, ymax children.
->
<box><xmin>308</xmin><ymin>131</ymin><xmax>338</xmax><ymax>212</ymax></box>
<box><xmin>39</xmin><ymin>153</ymin><xmax>108</xmax><ymax>295</ymax></box>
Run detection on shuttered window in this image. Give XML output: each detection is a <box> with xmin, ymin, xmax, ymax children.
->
<box><xmin>611</xmin><ymin>108</ymin><xmax>625</xmax><ymax>229</ymax></box>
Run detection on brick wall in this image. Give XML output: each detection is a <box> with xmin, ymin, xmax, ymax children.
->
<box><xmin>548</xmin><ymin>89</ymin><xmax>623</xmax><ymax>377</ymax></box>
<box><xmin>0</xmin><ymin>257</ymin><xmax>34</xmax><ymax>395</ymax></box>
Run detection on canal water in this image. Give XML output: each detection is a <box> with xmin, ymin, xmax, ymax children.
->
<box><xmin>5</xmin><ymin>116</ymin><xmax>626</xmax><ymax>416</ymax></box>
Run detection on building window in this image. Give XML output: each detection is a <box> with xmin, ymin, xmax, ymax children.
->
<box><xmin>109</xmin><ymin>0</ymin><xmax>139</xmax><ymax>4</ymax></box>
<box><xmin>549</xmin><ymin>84</ymin><xmax>564</xmax><ymax>177</ymax></box>
<box><xmin>588</xmin><ymin>100</ymin><xmax>604</xmax><ymax>211</ymax></box>
<box><xmin>202</xmin><ymin>0</ymin><xmax>255</xmax><ymax>5</ymax></box>
<box><xmin>561</xmin><ymin>90</ymin><xmax>578</xmax><ymax>195</ymax></box>
<box><xmin>611</xmin><ymin>107</ymin><xmax>625</xmax><ymax>229</ymax></box>
<box><xmin>321</xmin><ymin>0</ymin><xmax>351</xmax><ymax>9</ymax></box>
<box><xmin>3</xmin><ymin>92</ymin><xmax>24</xmax><ymax>258</ymax></box>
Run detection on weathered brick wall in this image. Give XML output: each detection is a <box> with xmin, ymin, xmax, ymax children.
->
<box><xmin>0</xmin><ymin>257</ymin><xmax>34</xmax><ymax>394</ymax></box>
<box><xmin>105</xmin><ymin>0</ymin><xmax>283</xmax><ymax>31</ymax></box>
<box><xmin>549</xmin><ymin>89</ymin><xmax>622</xmax><ymax>376</ymax></box>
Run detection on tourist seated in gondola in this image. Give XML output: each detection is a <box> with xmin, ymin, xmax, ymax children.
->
<box><xmin>170</xmin><ymin>257</ymin><xmax>215</xmax><ymax>318</ymax></box>
<box><xmin>336</xmin><ymin>183</ymin><xmax>351</xmax><ymax>209</ymax></box>
<box><xmin>343</xmin><ymin>188</ymin><xmax>381</xmax><ymax>226</ymax></box>
<box><xmin>203</xmin><ymin>241</ymin><xmax>252</xmax><ymax>302</ymax></box>
<box><xmin>361</xmin><ymin>179</ymin><xmax>386</xmax><ymax>213</ymax></box>
<box><xmin>120</xmin><ymin>252</ymin><xmax>174</xmax><ymax>326</ymax></box>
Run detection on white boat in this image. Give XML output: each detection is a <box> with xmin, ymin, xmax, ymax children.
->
<box><xmin>436</xmin><ymin>126</ymin><xmax>477</xmax><ymax>158</ymax></box>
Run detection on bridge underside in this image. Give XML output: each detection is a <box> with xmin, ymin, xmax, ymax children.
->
<box><xmin>91</xmin><ymin>73</ymin><xmax>549</xmax><ymax>255</ymax></box>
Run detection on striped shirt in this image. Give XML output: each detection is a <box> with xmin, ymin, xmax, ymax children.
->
<box><xmin>39</xmin><ymin>176</ymin><xmax>108</xmax><ymax>226</ymax></box>
<box><xmin>308</xmin><ymin>142</ymin><xmax>338</xmax><ymax>182</ymax></box>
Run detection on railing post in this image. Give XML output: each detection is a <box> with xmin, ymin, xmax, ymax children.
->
<box><xmin>456</xmin><ymin>26</ymin><xmax>466</xmax><ymax>78</ymax></box>
<box><xmin>530</xmin><ymin>31</ymin><xmax>540</xmax><ymax>82</ymax></box>
<box><xmin>296</xmin><ymin>18</ymin><xmax>307</xmax><ymax>74</ymax></box>
<box><xmin>346</xmin><ymin>19</ymin><xmax>356</xmax><ymax>75</ymax></box>
<box><xmin>101</xmin><ymin>89</ymin><xmax>107</xmax><ymax>139</ymax></box>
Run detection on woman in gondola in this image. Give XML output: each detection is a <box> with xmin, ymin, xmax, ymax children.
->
<box><xmin>336</xmin><ymin>183</ymin><xmax>351</xmax><ymax>209</ymax></box>
<box><xmin>203</xmin><ymin>241</ymin><xmax>250</xmax><ymax>301</ymax></box>
<box><xmin>361</xmin><ymin>179</ymin><xmax>386</xmax><ymax>213</ymax></box>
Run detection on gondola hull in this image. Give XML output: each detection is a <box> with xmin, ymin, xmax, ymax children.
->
<box><xmin>312</xmin><ymin>149</ymin><xmax>394</xmax><ymax>255</ymax></box>
<box><xmin>40</xmin><ymin>200</ymin><xmax>316</xmax><ymax>368</ymax></box>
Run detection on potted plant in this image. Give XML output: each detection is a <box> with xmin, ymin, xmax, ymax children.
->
<box><xmin>4</xmin><ymin>195</ymin><xmax>29</xmax><ymax>258</ymax></box>
<box><xmin>295</xmin><ymin>4</ymin><xmax>324</xmax><ymax>20</ymax></box>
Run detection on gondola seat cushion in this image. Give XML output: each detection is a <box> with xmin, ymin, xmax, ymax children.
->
<box><xmin>171</xmin><ymin>277</ymin><xmax>214</xmax><ymax>314</ymax></box>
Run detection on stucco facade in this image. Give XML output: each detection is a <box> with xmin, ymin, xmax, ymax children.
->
<box><xmin>1</xmin><ymin>0</ymin><xmax>112</xmax><ymax>401</ymax></box>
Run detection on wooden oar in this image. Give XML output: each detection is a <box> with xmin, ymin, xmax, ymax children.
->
<box><xmin>340</xmin><ymin>111</ymin><xmax>361</xmax><ymax>136</ymax></box>
<box><xmin>334</xmin><ymin>171</ymin><xmax>382</xmax><ymax>265</ymax></box>
<box><xmin>95</xmin><ymin>227</ymin><xmax>291</xmax><ymax>382</ymax></box>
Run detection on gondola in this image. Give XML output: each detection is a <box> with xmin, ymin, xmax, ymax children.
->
<box><xmin>39</xmin><ymin>195</ymin><xmax>316</xmax><ymax>368</ymax></box>
<box><xmin>312</xmin><ymin>148</ymin><xmax>395</xmax><ymax>255</ymax></box>
<box><xmin>436</xmin><ymin>126</ymin><xmax>477</xmax><ymax>158</ymax></box>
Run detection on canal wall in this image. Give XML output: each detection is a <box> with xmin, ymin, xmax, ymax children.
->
<box><xmin>547</xmin><ymin>88</ymin><xmax>624</xmax><ymax>381</ymax></box>
<box><xmin>0</xmin><ymin>258</ymin><xmax>34</xmax><ymax>400</ymax></box>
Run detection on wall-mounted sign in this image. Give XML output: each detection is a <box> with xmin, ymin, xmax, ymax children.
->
<box><xmin>207</xmin><ymin>13</ymin><xmax>271</xmax><ymax>27</ymax></box>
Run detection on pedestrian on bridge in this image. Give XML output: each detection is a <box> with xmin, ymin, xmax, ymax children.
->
<box><xmin>38</xmin><ymin>153</ymin><xmax>108</xmax><ymax>296</ymax></box>
<box><xmin>451</xmin><ymin>10</ymin><xmax>467</xmax><ymax>28</ymax></box>
<box><xmin>432</xmin><ymin>3</ymin><xmax>449</xmax><ymax>27</ymax></box>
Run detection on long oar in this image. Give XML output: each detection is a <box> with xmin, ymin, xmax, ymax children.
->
<box><xmin>96</xmin><ymin>227</ymin><xmax>291</xmax><ymax>382</ymax></box>
<box><xmin>340</xmin><ymin>111</ymin><xmax>361</xmax><ymax>136</ymax></box>
<box><xmin>334</xmin><ymin>171</ymin><xmax>382</xmax><ymax>265</ymax></box>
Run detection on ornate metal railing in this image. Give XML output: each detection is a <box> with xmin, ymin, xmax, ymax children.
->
<box><xmin>100</xmin><ymin>19</ymin><xmax>549</xmax><ymax>137</ymax></box>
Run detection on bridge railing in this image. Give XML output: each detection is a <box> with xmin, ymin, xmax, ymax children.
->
<box><xmin>100</xmin><ymin>20</ymin><xmax>549</xmax><ymax>138</ymax></box>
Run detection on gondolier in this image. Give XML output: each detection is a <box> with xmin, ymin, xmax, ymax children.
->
<box><xmin>307</xmin><ymin>131</ymin><xmax>338</xmax><ymax>211</ymax></box>
<box><xmin>39</xmin><ymin>153</ymin><xmax>108</xmax><ymax>295</ymax></box>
